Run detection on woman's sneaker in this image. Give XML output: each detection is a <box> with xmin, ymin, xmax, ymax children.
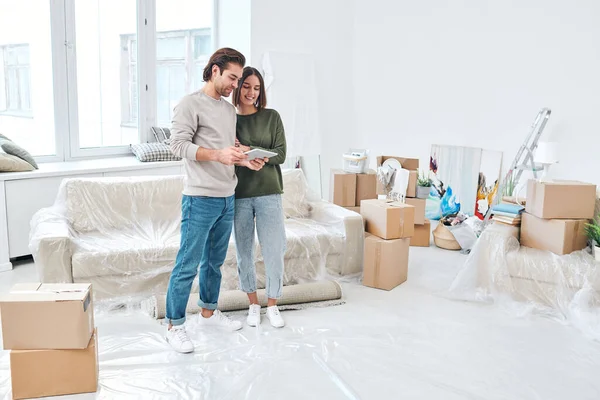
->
<box><xmin>166</xmin><ymin>325</ymin><xmax>194</xmax><ymax>353</ymax></box>
<box><xmin>198</xmin><ymin>310</ymin><xmax>243</xmax><ymax>331</ymax></box>
<box><xmin>266</xmin><ymin>306</ymin><xmax>285</xmax><ymax>328</ymax></box>
<box><xmin>247</xmin><ymin>304</ymin><xmax>261</xmax><ymax>327</ymax></box>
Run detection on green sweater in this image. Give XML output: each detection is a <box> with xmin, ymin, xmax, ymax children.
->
<box><xmin>235</xmin><ymin>108</ymin><xmax>287</xmax><ymax>199</ymax></box>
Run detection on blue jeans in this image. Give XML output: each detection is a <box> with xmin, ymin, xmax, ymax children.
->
<box><xmin>234</xmin><ymin>194</ymin><xmax>286</xmax><ymax>299</ymax></box>
<box><xmin>166</xmin><ymin>195</ymin><xmax>235</xmax><ymax>326</ymax></box>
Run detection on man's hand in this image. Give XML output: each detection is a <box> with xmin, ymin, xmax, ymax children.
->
<box><xmin>239</xmin><ymin>158</ymin><xmax>265</xmax><ymax>171</ymax></box>
<box><xmin>216</xmin><ymin>146</ymin><xmax>247</xmax><ymax>166</ymax></box>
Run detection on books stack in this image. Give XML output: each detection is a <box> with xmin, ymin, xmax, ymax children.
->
<box><xmin>491</xmin><ymin>203</ymin><xmax>525</xmax><ymax>226</ymax></box>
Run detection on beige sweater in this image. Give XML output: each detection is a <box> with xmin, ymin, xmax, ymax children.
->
<box><xmin>169</xmin><ymin>90</ymin><xmax>237</xmax><ymax>197</ymax></box>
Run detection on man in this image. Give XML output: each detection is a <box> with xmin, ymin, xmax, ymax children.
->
<box><xmin>166</xmin><ymin>48</ymin><xmax>265</xmax><ymax>353</ymax></box>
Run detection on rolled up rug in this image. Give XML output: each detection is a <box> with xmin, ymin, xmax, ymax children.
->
<box><xmin>142</xmin><ymin>280</ymin><xmax>344</xmax><ymax>319</ymax></box>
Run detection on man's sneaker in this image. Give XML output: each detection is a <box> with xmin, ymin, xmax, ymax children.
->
<box><xmin>266</xmin><ymin>306</ymin><xmax>285</xmax><ymax>328</ymax></box>
<box><xmin>166</xmin><ymin>325</ymin><xmax>194</xmax><ymax>353</ymax></box>
<box><xmin>198</xmin><ymin>310</ymin><xmax>243</xmax><ymax>331</ymax></box>
<box><xmin>247</xmin><ymin>304</ymin><xmax>261</xmax><ymax>327</ymax></box>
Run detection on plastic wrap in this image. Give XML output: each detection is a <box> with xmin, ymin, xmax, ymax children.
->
<box><xmin>5</xmin><ymin>281</ymin><xmax>600</xmax><ymax>399</ymax></box>
<box><xmin>29</xmin><ymin>168</ymin><xmax>364</xmax><ymax>302</ymax></box>
<box><xmin>447</xmin><ymin>222</ymin><xmax>600</xmax><ymax>339</ymax></box>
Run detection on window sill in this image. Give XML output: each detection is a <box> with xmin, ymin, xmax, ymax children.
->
<box><xmin>0</xmin><ymin>155</ymin><xmax>183</xmax><ymax>181</ymax></box>
<box><xmin>0</xmin><ymin>111</ymin><xmax>34</xmax><ymax>119</ymax></box>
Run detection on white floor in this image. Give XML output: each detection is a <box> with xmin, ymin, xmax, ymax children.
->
<box><xmin>2</xmin><ymin>248</ymin><xmax>600</xmax><ymax>399</ymax></box>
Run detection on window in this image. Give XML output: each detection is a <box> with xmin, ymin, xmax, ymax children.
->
<box><xmin>0</xmin><ymin>0</ymin><xmax>216</xmax><ymax>161</ymax></box>
<box><xmin>0</xmin><ymin>1</ymin><xmax>56</xmax><ymax>157</ymax></box>
<box><xmin>1</xmin><ymin>45</ymin><xmax>32</xmax><ymax>116</ymax></box>
<box><xmin>121</xmin><ymin>29</ymin><xmax>211</xmax><ymax>127</ymax></box>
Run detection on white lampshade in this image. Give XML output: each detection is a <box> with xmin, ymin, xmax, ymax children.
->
<box><xmin>534</xmin><ymin>142</ymin><xmax>559</xmax><ymax>164</ymax></box>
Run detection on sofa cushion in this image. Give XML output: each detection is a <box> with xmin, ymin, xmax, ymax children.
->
<box><xmin>281</xmin><ymin>169</ymin><xmax>311</xmax><ymax>218</ymax></box>
<box><xmin>71</xmin><ymin>218</ymin><xmax>345</xmax><ymax>298</ymax></box>
<box><xmin>64</xmin><ymin>176</ymin><xmax>184</xmax><ymax>233</ymax></box>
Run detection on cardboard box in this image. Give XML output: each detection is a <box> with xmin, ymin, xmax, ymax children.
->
<box><xmin>363</xmin><ymin>233</ymin><xmax>409</xmax><ymax>290</ymax></box>
<box><xmin>410</xmin><ymin>219</ymin><xmax>431</xmax><ymax>247</ymax></box>
<box><xmin>526</xmin><ymin>180</ymin><xmax>597</xmax><ymax>219</ymax></box>
<box><xmin>355</xmin><ymin>170</ymin><xmax>378</xmax><ymax>206</ymax></box>
<box><xmin>11</xmin><ymin>329</ymin><xmax>98</xmax><ymax>400</ymax></box>
<box><xmin>405</xmin><ymin>198</ymin><xmax>426</xmax><ymax>225</ymax></box>
<box><xmin>344</xmin><ymin>206</ymin><xmax>361</xmax><ymax>213</ymax></box>
<box><xmin>406</xmin><ymin>170</ymin><xmax>418</xmax><ymax>198</ymax></box>
<box><xmin>376</xmin><ymin>156</ymin><xmax>420</xmax><ymax>195</ymax></box>
<box><xmin>0</xmin><ymin>283</ymin><xmax>94</xmax><ymax>350</ymax></box>
<box><xmin>360</xmin><ymin>199</ymin><xmax>415</xmax><ymax>239</ymax></box>
<box><xmin>521</xmin><ymin>213</ymin><xmax>589</xmax><ymax>255</ymax></box>
<box><xmin>330</xmin><ymin>169</ymin><xmax>356</xmax><ymax>207</ymax></box>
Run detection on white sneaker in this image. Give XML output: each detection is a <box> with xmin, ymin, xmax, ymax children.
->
<box><xmin>266</xmin><ymin>306</ymin><xmax>285</xmax><ymax>328</ymax></box>
<box><xmin>166</xmin><ymin>325</ymin><xmax>194</xmax><ymax>353</ymax></box>
<box><xmin>247</xmin><ymin>304</ymin><xmax>261</xmax><ymax>327</ymax></box>
<box><xmin>198</xmin><ymin>310</ymin><xmax>243</xmax><ymax>331</ymax></box>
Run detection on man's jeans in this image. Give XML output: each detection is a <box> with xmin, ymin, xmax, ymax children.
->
<box><xmin>166</xmin><ymin>195</ymin><xmax>235</xmax><ymax>326</ymax></box>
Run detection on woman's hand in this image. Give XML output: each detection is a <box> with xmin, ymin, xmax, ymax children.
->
<box><xmin>238</xmin><ymin>158</ymin><xmax>265</xmax><ymax>171</ymax></box>
<box><xmin>235</xmin><ymin>138</ymin><xmax>251</xmax><ymax>153</ymax></box>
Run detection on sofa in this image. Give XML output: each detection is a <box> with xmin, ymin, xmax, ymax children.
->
<box><xmin>30</xmin><ymin>169</ymin><xmax>364</xmax><ymax>300</ymax></box>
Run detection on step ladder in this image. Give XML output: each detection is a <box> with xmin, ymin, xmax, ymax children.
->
<box><xmin>483</xmin><ymin>108</ymin><xmax>551</xmax><ymax>223</ymax></box>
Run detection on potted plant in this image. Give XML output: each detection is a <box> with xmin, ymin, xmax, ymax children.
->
<box><xmin>585</xmin><ymin>216</ymin><xmax>600</xmax><ymax>262</ymax></box>
<box><xmin>416</xmin><ymin>171</ymin><xmax>432</xmax><ymax>199</ymax></box>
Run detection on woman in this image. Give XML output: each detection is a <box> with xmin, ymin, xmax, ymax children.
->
<box><xmin>233</xmin><ymin>67</ymin><xmax>287</xmax><ymax>328</ymax></box>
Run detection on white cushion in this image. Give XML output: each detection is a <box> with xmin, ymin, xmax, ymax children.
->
<box><xmin>281</xmin><ymin>169</ymin><xmax>311</xmax><ymax>218</ymax></box>
<box><xmin>64</xmin><ymin>176</ymin><xmax>184</xmax><ymax>233</ymax></box>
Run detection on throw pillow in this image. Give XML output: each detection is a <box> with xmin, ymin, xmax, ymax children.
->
<box><xmin>151</xmin><ymin>126</ymin><xmax>171</xmax><ymax>143</ymax></box>
<box><xmin>131</xmin><ymin>142</ymin><xmax>181</xmax><ymax>162</ymax></box>
<box><xmin>0</xmin><ymin>152</ymin><xmax>36</xmax><ymax>172</ymax></box>
<box><xmin>0</xmin><ymin>136</ymin><xmax>38</xmax><ymax>169</ymax></box>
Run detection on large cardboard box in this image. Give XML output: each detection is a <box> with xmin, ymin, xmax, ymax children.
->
<box><xmin>356</xmin><ymin>170</ymin><xmax>378</xmax><ymax>206</ymax></box>
<box><xmin>521</xmin><ymin>213</ymin><xmax>589</xmax><ymax>255</ymax></box>
<box><xmin>360</xmin><ymin>199</ymin><xmax>415</xmax><ymax>239</ymax></box>
<box><xmin>330</xmin><ymin>169</ymin><xmax>357</xmax><ymax>207</ymax></box>
<box><xmin>0</xmin><ymin>283</ymin><xmax>94</xmax><ymax>350</ymax></box>
<box><xmin>363</xmin><ymin>233</ymin><xmax>410</xmax><ymax>290</ymax></box>
<box><xmin>406</xmin><ymin>170</ymin><xmax>418</xmax><ymax>198</ymax></box>
<box><xmin>344</xmin><ymin>206</ymin><xmax>361</xmax><ymax>213</ymax></box>
<box><xmin>10</xmin><ymin>329</ymin><xmax>98</xmax><ymax>399</ymax></box>
<box><xmin>410</xmin><ymin>219</ymin><xmax>431</xmax><ymax>247</ymax></box>
<box><xmin>405</xmin><ymin>198</ymin><xmax>426</xmax><ymax>225</ymax></box>
<box><xmin>526</xmin><ymin>180</ymin><xmax>597</xmax><ymax>219</ymax></box>
<box><xmin>376</xmin><ymin>156</ymin><xmax>420</xmax><ymax>195</ymax></box>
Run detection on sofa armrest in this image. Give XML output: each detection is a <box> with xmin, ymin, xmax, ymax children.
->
<box><xmin>309</xmin><ymin>201</ymin><xmax>364</xmax><ymax>276</ymax></box>
<box><xmin>29</xmin><ymin>208</ymin><xmax>74</xmax><ymax>283</ymax></box>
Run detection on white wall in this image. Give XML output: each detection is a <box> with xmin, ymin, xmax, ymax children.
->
<box><xmin>251</xmin><ymin>0</ymin><xmax>355</xmax><ymax>197</ymax></box>
<box><xmin>352</xmin><ymin>0</ymin><xmax>600</xmax><ymax>189</ymax></box>
<box><xmin>218</xmin><ymin>0</ymin><xmax>252</xmax><ymax>65</ymax></box>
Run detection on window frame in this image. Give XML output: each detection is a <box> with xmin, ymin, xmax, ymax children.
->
<box><xmin>120</xmin><ymin>28</ymin><xmax>211</xmax><ymax>128</ymax></box>
<box><xmin>22</xmin><ymin>0</ymin><xmax>218</xmax><ymax>162</ymax></box>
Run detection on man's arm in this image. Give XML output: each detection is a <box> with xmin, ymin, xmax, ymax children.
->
<box><xmin>170</xmin><ymin>96</ymin><xmax>246</xmax><ymax>165</ymax></box>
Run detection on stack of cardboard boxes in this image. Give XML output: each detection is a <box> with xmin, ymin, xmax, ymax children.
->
<box><xmin>375</xmin><ymin>156</ymin><xmax>431</xmax><ymax>248</ymax></box>
<box><xmin>330</xmin><ymin>156</ymin><xmax>430</xmax><ymax>290</ymax></box>
<box><xmin>360</xmin><ymin>199</ymin><xmax>415</xmax><ymax>290</ymax></box>
<box><xmin>0</xmin><ymin>283</ymin><xmax>98</xmax><ymax>399</ymax></box>
<box><xmin>330</xmin><ymin>168</ymin><xmax>378</xmax><ymax>213</ymax></box>
<box><xmin>521</xmin><ymin>180</ymin><xmax>597</xmax><ymax>255</ymax></box>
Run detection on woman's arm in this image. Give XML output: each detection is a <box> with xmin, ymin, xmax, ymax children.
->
<box><xmin>250</xmin><ymin>112</ymin><xmax>287</xmax><ymax>165</ymax></box>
